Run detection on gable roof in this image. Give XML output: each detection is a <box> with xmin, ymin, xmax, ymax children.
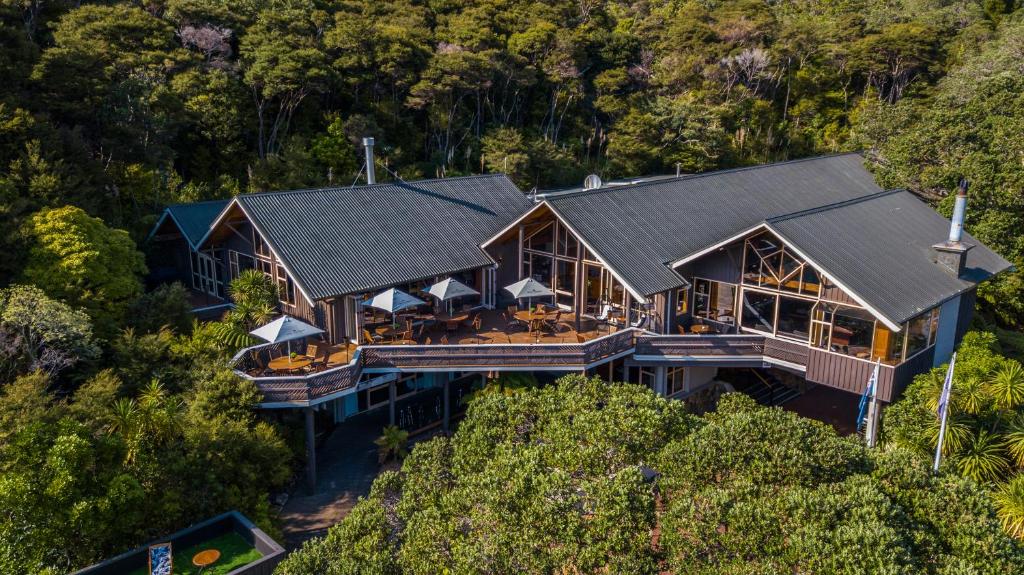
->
<box><xmin>148</xmin><ymin>199</ymin><xmax>231</xmax><ymax>250</ymax></box>
<box><xmin>765</xmin><ymin>190</ymin><xmax>1012</xmax><ymax>325</ymax></box>
<box><xmin>227</xmin><ymin>174</ymin><xmax>531</xmax><ymax>300</ymax></box>
<box><xmin>545</xmin><ymin>153</ymin><xmax>882</xmax><ymax>296</ymax></box>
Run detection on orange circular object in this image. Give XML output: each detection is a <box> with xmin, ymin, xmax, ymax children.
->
<box><xmin>192</xmin><ymin>549</ymin><xmax>221</xmax><ymax>568</ymax></box>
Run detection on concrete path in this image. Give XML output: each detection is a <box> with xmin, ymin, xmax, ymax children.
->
<box><xmin>278</xmin><ymin>410</ymin><xmax>387</xmax><ymax>549</ymax></box>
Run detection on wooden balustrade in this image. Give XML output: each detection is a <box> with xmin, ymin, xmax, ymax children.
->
<box><xmin>634</xmin><ymin>334</ymin><xmax>767</xmax><ymax>358</ymax></box>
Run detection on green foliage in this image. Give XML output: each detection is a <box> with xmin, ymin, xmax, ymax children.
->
<box><xmin>126</xmin><ymin>282</ymin><xmax>193</xmax><ymax>335</ymax></box>
<box><xmin>20</xmin><ymin>206</ymin><xmax>147</xmax><ymax>337</ymax></box>
<box><xmin>280</xmin><ymin>377</ymin><xmax>1024</xmax><ymax>573</ymax></box>
<box><xmin>885</xmin><ymin>329</ymin><xmax>1024</xmax><ymax>539</ymax></box>
<box><xmin>374</xmin><ymin>424</ymin><xmax>410</xmax><ymax>464</ymax></box>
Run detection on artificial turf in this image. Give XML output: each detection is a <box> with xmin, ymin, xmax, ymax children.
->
<box><xmin>127</xmin><ymin>531</ymin><xmax>262</xmax><ymax>575</ymax></box>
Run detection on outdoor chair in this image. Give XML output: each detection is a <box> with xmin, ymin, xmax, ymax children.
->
<box><xmin>363</xmin><ymin>329</ymin><xmax>383</xmax><ymax>344</ymax></box>
<box><xmin>305</xmin><ymin>342</ymin><xmax>321</xmax><ymax>359</ymax></box>
<box><xmin>576</xmin><ymin>334</ymin><xmax>586</xmax><ymax>344</ymax></box>
<box><xmin>268</xmin><ymin>347</ymin><xmax>283</xmax><ymax>360</ymax></box>
<box><xmin>503</xmin><ymin>312</ymin><xmax>524</xmax><ymax>332</ymax></box>
<box><xmin>415</xmin><ymin>321</ymin><xmax>426</xmax><ymax>340</ymax></box>
<box><xmin>424</xmin><ymin>336</ymin><xmax>432</xmax><ymax>345</ymax></box>
<box><xmin>445</xmin><ymin>319</ymin><xmax>460</xmax><ymax>334</ymax></box>
<box><xmin>507</xmin><ymin>304</ymin><xmax>519</xmax><ymax>318</ymax></box>
<box><xmin>440</xmin><ymin>335</ymin><xmax>449</xmax><ymax>345</ymax></box>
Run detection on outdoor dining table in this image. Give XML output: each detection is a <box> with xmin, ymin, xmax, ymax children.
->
<box><xmin>267</xmin><ymin>355</ymin><xmax>313</xmax><ymax>371</ymax></box>
<box><xmin>515</xmin><ymin>310</ymin><xmax>551</xmax><ymax>337</ymax></box>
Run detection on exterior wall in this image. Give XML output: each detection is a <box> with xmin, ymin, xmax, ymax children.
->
<box><xmin>686</xmin><ymin>365</ymin><xmax>718</xmax><ymax>390</ymax></box>
<box><xmin>147</xmin><ymin>236</ymin><xmax>192</xmax><ymax>286</ymax></box>
<box><xmin>681</xmin><ymin>244</ymin><xmax>743</xmax><ymax>284</ymax></box>
<box><xmin>485</xmin><ymin>240</ymin><xmax>519</xmax><ymax>307</ymax></box>
<box><xmin>954</xmin><ymin>287</ymin><xmax>977</xmax><ymax>344</ymax></box>
<box><xmin>933</xmin><ymin>294</ymin><xmax>961</xmax><ymax>367</ymax></box>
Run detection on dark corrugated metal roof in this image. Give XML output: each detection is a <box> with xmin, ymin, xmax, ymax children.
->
<box><xmin>766</xmin><ymin>190</ymin><xmax>1012</xmax><ymax>325</ymax></box>
<box><xmin>237</xmin><ymin>175</ymin><xmax>531</xmax><ymax>300</ymax></box>
<box><xmin>547</xmin><ymin>153</ymin><xmax>882</xmax><ymax>296</ymax></box>
<box><xmin>158</xmin><ymin>199</ymin><xmax>231</xmax><ymax>249</ymax></box>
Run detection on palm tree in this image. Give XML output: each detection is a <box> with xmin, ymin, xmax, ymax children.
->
<box><xmin>1005</xmin><ymin>415</ymin><xmax>1024</xmax><ymax>468</ymax></box>
<box><xmin>994</xmin><ymin>475</ymin><xmax>1024</xmax><ymax>539</ymax></box>
<box><xmin>987</xmin><ymin>362</ymin><xmax>1024</xmax><ymax>412</ymax></box>
<box><xmin>954</xmin><ymin>375</ymin><xmax>989</xmax><ymax>416</ymax></box>
<box><xmin>210</xmin><ymin>270</ymin><xmax>279</xmax><ymax>349</ymax></box>
<box><xmin>928</xmin><ymin>413</ymin><xmax>972</xmax><ymax>456</ymax></box>
<box><xmin>374</xmin><ymin>424</ymin><xmax>410</xmax><ymax>464</ymax></box>
<box><xmin>955</xmin><ymin>430</ymin><xmax>1011</xmax><ymax>483</ymax></box>
<box><xmin>108</xmin><ymin>397</ymin><xmax>142</xmax><ymax>464</ymax></box>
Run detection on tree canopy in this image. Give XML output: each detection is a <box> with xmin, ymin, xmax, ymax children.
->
<box><xmin>277</xmin><ymin>376</ymin><xmax>1024</xmax><ymax>574</ymax></box>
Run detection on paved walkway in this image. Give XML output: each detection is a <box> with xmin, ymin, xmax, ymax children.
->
<box><xmin>278</xmin><ymin>410</ymin><xmax>387</xmax><ymax>549</ymax></box>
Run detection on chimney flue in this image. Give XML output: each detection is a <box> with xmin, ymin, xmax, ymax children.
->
<box><xmin>948</xmin><ymin>178</ymin><xmax>968</xmax><ymax>243</ymax></box>
<box><xmin>932</xmin><ymin>178</ymin><xmax>973</xmax><ymax>278</ymax></box>
<box><xmin>362</xmin><ymin>137</ymin><xmax>376</xmax><ymax>185</ymax></box>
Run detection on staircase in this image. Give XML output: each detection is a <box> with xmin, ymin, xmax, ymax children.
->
<box><xmin>729</xmin><ymin>368</ymin><xmax>802</xmax><ymax>406</ymax></box>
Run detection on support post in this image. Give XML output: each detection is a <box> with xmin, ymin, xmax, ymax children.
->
<box><xmin>304</xmin><ymin>407</ymin><xmax>316</xmax><ymax>494</ymax></box>
<box><xmin>442</xmin><ymin>373</ymin><xmax>451</xmax><ymax>434</ymax></box>
<box><xmin>388</xmin><ymin>379</ymin><xmax>396</xmax><ymax>426</ymax></box>
<box><xmin>654</xmin><ymin>366</ymin><xmax>668</xmax><ymax>397</ymax></box>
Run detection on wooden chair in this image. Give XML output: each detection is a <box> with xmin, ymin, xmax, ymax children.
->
<box><xmin>414</xmin><ymin>321</ymin><xmax>426</xmax><ymax>342</ymax></box>
<box><xmin>439</xmin><ymin>335</ymin><xmax>449</xmax><ymax>345</ymax></box>
<box><xmin>305</xmin><ymin>342</ymin><xmax>321</xmax><ymax>359</ymax></box>
<box><xmin>310</xmin><ymin>346</ymin><xmax>330</xmax><ymax>370</ymax></box>
<box><xmin>576</xmin><ymin>334</ymin><xmax>586</xmax><ymax>344</ymax></box>
<box><xmin>424</xmin><ymin>336</ymin><xmax>432</xmax><ymax>345</ymax></box>
<box><xmin>268</xmin><ymin>347</ymin><xmax>282</xmax><ymax>359</ymax></box>
<box><xmin>363</xmin><ymin>329</ymin><xmax>383</xmax><ymax>344</ymax></box>
<box><xmin>677</xmin><ymin>324</ymin><xmax>687</xmax><ymax>335</ymax></box>
<box><xmin>445</xmin><ymin>319</ymin><xmax>460</xmax><ymax>334</ymax></box>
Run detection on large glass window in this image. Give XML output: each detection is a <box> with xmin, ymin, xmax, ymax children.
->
<box><xmin>905</xmin><ymin>312</ymin><xmax>931</xmax><ymax>358</ymax></box>
<box><xmin>524</xmin><ymin>223</ymin><xmax>554</xmax><ymax>253</ymax></box>
<box><xmin>668</xmin><ymin>367</ymin><xmax>686</xmax><ymax>396</ymax></box>
<box><xmin>741</xmin><ymin>290</ymin><xmax>777</xmax><ymax>333</ymax></box>
<box><xmin>556</xmin><ymin>226</ymin><xmax>578</xmax><ymax>259</ymax></box>
<box><xmin>829</xmin><ymin>306</ymin><xmax>875</xmax><ymax>358</ymax></box>
<box><xmin>693</xmin><ymin>279</ymin><xmax>737</xmax><ymax>323</ymax></box>
<box><xmin>928</xmin><ymin>308</ymin><xmax>940</xmax><ymax>347</ymax></box>
<box><xmin>555</xmin><ymin>259</ymin><xmax>576</xmax><ymax>308</ymax></box>
<box><xmin>229</xmin><ymin>250</ymin><xmax>255</xmax><ymax>280</ymax></box>
<box><xmin>277</xmin><ymin>265</ymin><xmax>296</xmax><ymax>306</ymax></box>
<box><xmin>676</xmin><ymin>287</ymin><xmax>689</xmax><ymax>316</ymax></box>
<box><xmin>776</xmin><ymin>295</ymin><xmax>814</xmax><ymax>340</ymax></box>
<box><xmin>524</xmin><ymin>252</ymin><xmax>553</xmax><ymax>286</ymax></box>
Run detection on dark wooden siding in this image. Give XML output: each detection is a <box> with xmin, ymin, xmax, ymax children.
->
<box><xmin>485</xmin><ymin>239</ymin><xmax>519</xmax><ymax>308</ymax></box>
<box><xmin>805</xmin><ymin>348</ymin><xmax>892</xmax><ymax>399</ymax></box>
<box><xmin>679</xmin><ymin>243</ymin><xmax>743</xmax><ymax>284</ymax></box>
<box><xmin>805</xmin><ymin>346</ymin><xmax>936</xmax><ymax>402</ymax></box>
<box><xmin>954</xmin><ymin>287</ymin><xmax>976</xmax><ymax>344</ymax></box>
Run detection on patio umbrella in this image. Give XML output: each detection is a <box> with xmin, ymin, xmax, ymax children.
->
<box><xmin>504</xmin><ymin>277</ymin><xmax>554</xmax><ymax>311</ymax></box>
<box><xmin>425</xmin><ymin>278</ymin><xmax>480</xmax><ymax>314</ymax></box>
<box><xmin>250</xmin><ymin>315</ymin><xmax>324</xmax><ymax>358</ymax></box>
<box><xmin>363</xmin><ymin>287</ymin><xmax>427</xmax><ymax>326</ymax></box>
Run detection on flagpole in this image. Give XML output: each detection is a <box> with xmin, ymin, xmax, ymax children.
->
<box><xmin>933</xmin><ymin>352</ymin><xmax>957</xmax><ymax>473</ymax></box>
<box><xmin>865</xmin><ymin>360</ymin><xmax>880</xmax><ymax>448</ymax></box>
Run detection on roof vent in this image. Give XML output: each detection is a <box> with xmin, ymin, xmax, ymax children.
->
<box><xmin>583</xmin><ymin>174</ymin><xmax>602</xmax><ymax>190</ymax></box>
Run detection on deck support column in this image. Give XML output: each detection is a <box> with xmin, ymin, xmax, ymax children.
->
<box><xmin>388</xmin><ymin>379</ymin><xmax>397</xmax><ymax>426</ymax></box>
<box><xmin>654</xmin><ymin>366</ymin><xmax>668</xmax><ymax>397</ymax></box>
<box><xmin>441</xmin><ymin>373</ymin><xmax>451</xmax><ymax>433</ymax></box>
<box><xmin>304</xmin><ymin>406</ymin><xmax>316</xmax><ymax>494</ymax></box>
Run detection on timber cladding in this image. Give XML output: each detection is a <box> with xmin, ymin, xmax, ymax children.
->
<box><xmin>804</xmin><ymin>347</ymin><xmax>935</xmax><ymax>402</ymax></box>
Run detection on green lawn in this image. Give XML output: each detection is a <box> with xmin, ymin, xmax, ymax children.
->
<box><xmin>127</xmin><ymin>531</ymin><xmax>262</xmax><ymax>575</ymax></box>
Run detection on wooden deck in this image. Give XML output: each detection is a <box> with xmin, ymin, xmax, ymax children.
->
<box><xmin>368</xmin><ymin>309</ymin><xmax>617</xmax><ymax>347</ymax></box>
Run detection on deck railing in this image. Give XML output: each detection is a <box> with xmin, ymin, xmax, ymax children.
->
<box><xmin>362</xmin><ymin>328</ymin><xmax>640</xmax><ymax>370</ymax></box>
<box><xmin>634</xmin><ymin>334</ymin><xmax>767</xmax><ymax>359</ymax></box>
<box><xmin>231</xmin><ymin>329</ymin><xmax>640</xmax><ymax>405</ymax></box>
<box><xmin>231</xmin><ymin>343</ymin><xmax>364</xmax><ymax>405</ymax></box>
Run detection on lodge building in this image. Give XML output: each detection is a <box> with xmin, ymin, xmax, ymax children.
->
<box><xmin>148</xmin><ymin>151</ymin><xmax>1011</xmax><ymax>489</ymax></box>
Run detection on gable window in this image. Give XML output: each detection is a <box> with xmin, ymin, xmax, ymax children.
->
<box><xmin>254</xmin><ymin>231</ymin><xmax>272</xmax><ymax>258</ymax></box>
<box><xmin>740</xmin><ymin>290</ymin><xmax>777</xmax><ymax>334</ymax></box>
<box><xmin>229</xmin><ymin>250</ymin><xmax>255</xmax><ymax>280</ymax></box>
<box><xmin>277</xmin><ymin>265</ymin><xmax>296</xmax><ymax>307</ymax></box>
<box><xmin>524</xmin><ymin>222</ymin><xmax>554</xmax><ymax>253</ymax></box>
<box><xmin>742</xmin><ymin>231</ymin><xmax>820</xmax><ymax>297</ymax></box>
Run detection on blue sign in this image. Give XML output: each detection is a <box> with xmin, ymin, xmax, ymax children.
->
<box><xmin>149</xmin><ymin>542</ymin><xmax>172</xmax><ymax>575</ymax></box>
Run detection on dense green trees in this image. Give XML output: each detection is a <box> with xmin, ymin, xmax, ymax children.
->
<box><xmin>885</xmin><ymin>330</ymin><xmax>1024</xmax><ymax>538</ymax></box>
<box><xmin>277</xmin><ymin>377</ymin><xmax>1024</xmax><ymax>574</ymax></box>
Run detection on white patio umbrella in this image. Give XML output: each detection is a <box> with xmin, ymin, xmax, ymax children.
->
<box><xmin>363</xmin><ymin>287</ymin><xmax>427</xmax><ymax>326</ymax></box>
<box><xmin>250</xmin><ymin>315</ymin><xmax>324</xmax><ymax>358</ymax></box>
<box><xmin>504</xmin><ymin>277</ymin><xmax>554</xmax><ymax>311</ymax></box>
<box><xmin>425</xmin><ymin>277</ymin><xmax>480</xmax><ymax>314</ymax></box>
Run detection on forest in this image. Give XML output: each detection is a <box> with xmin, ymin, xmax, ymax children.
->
<box><xmin>1</xmin><ymin>0</ymin><xmax>1024</xmax><ymax>572</ymax></box>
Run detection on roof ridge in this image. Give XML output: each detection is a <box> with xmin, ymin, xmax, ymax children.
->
<box><xmin>766</xmin><ymin>188</ymin><xmax>903</xmax><ymax>223</ymax></box>
<box><xmin>547</xmin><ymin>152</ymin><xmax>865</xmax><ymax>200</ymax></box>
<box><xmin>237</xmin><ymin>173</ymin><xmax>511</xmax><ymax>201</ymax></box>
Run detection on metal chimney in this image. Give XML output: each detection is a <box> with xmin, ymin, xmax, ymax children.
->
<box><xmin>362</xmin><ymin>137</ymin><xmax>376</xmax><ymax>185</ymax></box>
<box><xmin>948</xmin><ymin>178</ymin><xmax>968</xmax><ymax>243</ymax></box>
<box><xmin>932</xmin><ymin>178</ymin><xmax>973</xmax><ymax>278</ymax></box>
